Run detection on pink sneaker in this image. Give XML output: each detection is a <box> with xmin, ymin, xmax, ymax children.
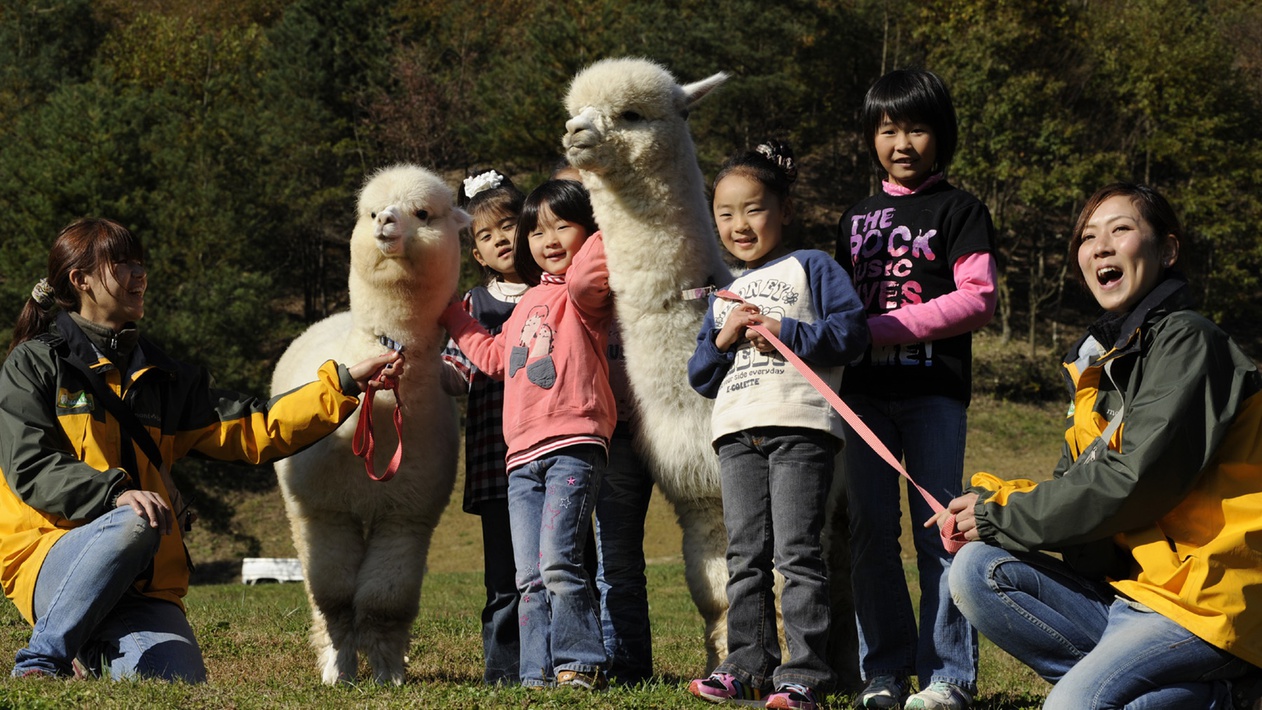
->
<box><xmin>687</xmin><ymin>672</ymin><xmax>767</xmax><ymax>706</ymax></box>
<box><xmin>765</xmin><ymin>682</ymin><xmax>818</xmax><ymax>710</ymax></box>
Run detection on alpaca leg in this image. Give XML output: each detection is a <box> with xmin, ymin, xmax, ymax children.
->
<box><xmin>292</xmin><ymin>511</ymin><xmax>367</xmax><ymax>685</ymax></box>
<box><xmin>824</xmin><ymin>456</ymin><xmax>861</xmax><ymax>691</ymax></box>
<box><xmin>354</xmin><ymin>519</ymin><xmax>434</xmax><ymax>685</ymax></box>
<box><xmin>676</xmin><ymin>497</ymin><xmax>730</xmax><ymax>672</ymax></box>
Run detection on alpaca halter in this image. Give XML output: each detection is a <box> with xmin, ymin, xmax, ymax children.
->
<box><xmin>713</xmin><ymin>289</ymin><xmax>968</xmax><ymax>554</ymax></box>
<box><xmin>352</xmin><ymin>336</ymin><xmax>407</xmax><ymax>482</ymax></box>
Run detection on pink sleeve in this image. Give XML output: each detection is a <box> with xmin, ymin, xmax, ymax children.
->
<box><xmin>567</xmin><ymin>232</ymin><xmax>613</xmax><ymax>321</ymax></box>
<box><xmin>867</xmin><ymin>251</ymin><xmax>997</xmax><ymax>346</ymax></box>
<box><xmin>439</xmin><ymin>300</ymin><xmax>507</xmax><ymax>380</ymax></box>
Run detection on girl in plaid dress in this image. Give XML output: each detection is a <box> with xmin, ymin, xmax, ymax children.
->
<box><xmin>441</xmin><ymin>169</ymin><xmax>527</xmax><ymax>685</ymax></box>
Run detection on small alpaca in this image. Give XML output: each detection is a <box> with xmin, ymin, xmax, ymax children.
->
<box><xmin>271</xmin><ymin>164</ymin><xmax>465</xmax><ymax>685</ymax></box>
<box><xmin>562</xmin><ymin>58</ymin><xmax>858</xmax><ymax>684</ymax></box>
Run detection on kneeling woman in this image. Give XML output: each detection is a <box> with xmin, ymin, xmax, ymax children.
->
<box><xmin>0</xmin><ymin>218</ymin><xmax>398</xmax><ymax>681</ymax></box>
<box><xmin>934</xmin><ymin>184</ymin><xmax>1262</xmax><ymax>708</ymax></box>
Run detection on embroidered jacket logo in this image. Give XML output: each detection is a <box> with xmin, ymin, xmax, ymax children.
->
<box><xmin>56</xmin><ymin>389</ymin><xmax>92</xmax><ymax>410</ymax></box>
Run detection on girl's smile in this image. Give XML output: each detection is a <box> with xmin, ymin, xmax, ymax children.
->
<box><xmin>713</xmin><ymin>173</ymin><xmax>791</xmax><ymax>268</ymax></box>
<box><xmin>472</xmin><ymin>212</ymin><xmax>520</xmax><ymax>282</ymax></box>
<box><xmin>875</xmin><ymin>115</ymin><xmax>937</xmax><ymax>190</ymax></box>
<box><xmin>529</xmin><ymin>206</ymin><xmax>589</xmax><ymax>275</ymax></box>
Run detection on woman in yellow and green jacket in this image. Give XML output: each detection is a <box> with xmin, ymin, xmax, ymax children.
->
<box><xmin>932</xmin><ymin>184</ymin><xmax>1262</xmax><ymax>709</ymax></box>
<box><xmin>0</xmin><ymin>218</ymin><xmax>399</xmax><ymax>681</ymax></box>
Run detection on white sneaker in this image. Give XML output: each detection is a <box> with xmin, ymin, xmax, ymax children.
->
<box><xmin>904</xmin><ymin>681</ymin><xmax>972</xmax><ymax>710</ymax></box>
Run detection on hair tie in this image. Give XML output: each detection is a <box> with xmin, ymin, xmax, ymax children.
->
<box><xmin>463</xmin><ymin>170</ymin><xmax>504</xmax><ymax>200</ymax></box>
<box><xmin>31</xmin><ymin>278</ymin><xmax>54</xmax><ymax>310</ymax></box>
<box><xmin>755</xmin><ymin>141</ymin><xmax>798</xmax><ymax>183</ymax></box>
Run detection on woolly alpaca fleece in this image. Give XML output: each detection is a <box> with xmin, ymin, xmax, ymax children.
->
<box><xmin>271</xmin><ymin>164</ymin><xmax>465</xmax><ymax>685</ymax></box>
<box><xmin>564</xmin><ymin>58</ymin><xmax>858</xmax><ymax>685</ymax></box>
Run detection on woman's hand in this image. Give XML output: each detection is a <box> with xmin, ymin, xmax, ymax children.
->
<box><xmin>347</xmin><ymin>351</ymin><xmax>402</xmax><ymax>391</ymax></box>
<box><xmin>924</xmin><ymin>491</ymin><xmax>981</xmax><ymax>542</ymax></box>
<box><xmin>117</xmin><ymin>489</ymin><xmax>176</xmax><ymax>536</ymax></box>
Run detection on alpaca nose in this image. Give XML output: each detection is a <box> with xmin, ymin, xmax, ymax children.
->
<box><xmin>564</xmin><ymin>112</ymin><xmax>596</xmax><ymax>149</ymax></box>
<box><xmin>375</xmin><ymin>205</ymin><xmax>402</xmax><ymax>239</ymax></box>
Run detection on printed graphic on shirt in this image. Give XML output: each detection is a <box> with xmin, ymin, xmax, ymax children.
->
<box><xmin>509</xmin><ymin>305</ymin><xmax>556</xmax><ymax>389</ymax></box>
<box><xmin>844</xmin><ymin>206</ymin><xmax>940</xmax><ymax>368</ymax></box>
<box><xmin>715</xmin><ymin>277</ymin><xmax>794</xmax><ymax>394</ymax></box>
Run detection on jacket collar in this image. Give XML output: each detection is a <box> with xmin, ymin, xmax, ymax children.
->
<box><xmin>1062</xmin><ymin>274</ymin><xmax>1191</xmax><ymax>376</ymax></box>
<box><xmin>51</xmin><ymin>310</ymin><xmax>179</xmax><ymax>376</ymax></box>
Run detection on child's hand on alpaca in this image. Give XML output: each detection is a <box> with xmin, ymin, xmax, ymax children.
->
<box><xmin>745</xmin><ymin>316</ymin><xmax>781</xmax><ymax>354</ymax></box>
<box><xmin>716</xmin><ymin>305</ymin><xmax>762</xmax><ymax>352</ymax></box>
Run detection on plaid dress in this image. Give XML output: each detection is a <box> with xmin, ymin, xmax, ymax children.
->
<box><xmin>441</xmin><ymin>280</ymin><xmax>527</xmax><ymax>514</ymax></box>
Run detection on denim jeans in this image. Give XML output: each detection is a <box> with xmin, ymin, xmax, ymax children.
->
<box><xmin>478</xmin><ymin>497</ymin><xmax>520</xmax><ymax>684</ymax></box>
<box><xmin>593</xmin><ymin>431</ymin><xmax>653</xmax><ymax>684</ymax></box>
<box><xmin>507</xmin><ymin>444</ymin><xmax>608</xmax><ymax>686</ymax></box>
<box><xmin>13</xmin><ymin>506</ymin><xmax>206</xmax><ymax>682</ymax></box>
<box><xmin>950</xmin><ymin>543</ymin><xmax>1248</xmax><ymax>708</ymax></box>
<box><xmin>715</xmin><ymin>427</ymin><xmax>836</xmax><ymax>691</ymax></box>
<box><xmin>843</xmin><ymin>394</ymin><xmax>978</xmax><ymax>693</ymax></box>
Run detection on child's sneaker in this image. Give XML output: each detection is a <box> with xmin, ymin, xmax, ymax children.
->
<box><xmin>688</xmin><ymin>672</ymin><xmax>766</xmax><ymax>705</ymax></box>
<box><xmin>856</xmin><ymin>674</ymin><xmax>909</xmax><ymax>708</ymax></box>
<box><xmin>766</xmin><ymin>682</ymin><xmax>818</xmax><ymax>710</ymax></box>
<box><xmin>556</xmin><ymin>668</ymin><xmax>608</xmax><ymax>690</ymax></box>
<box><xmin>904</xmin><ymin>681</ymin><xmax>972</xmax><ymax>710</ymax></box>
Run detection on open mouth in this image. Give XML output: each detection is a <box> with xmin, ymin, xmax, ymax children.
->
<box><xmin>1096</xmin><ymin>266</ymin><xmax>1123</xmax><ymax>286</ymax></box>
<box><xmin>497</xmin><ymin>247</ymin><xmax>513</xmax><ymax>259</ymax></box>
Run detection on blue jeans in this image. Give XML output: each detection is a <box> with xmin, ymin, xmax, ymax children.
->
<box><xmin>843</xmin><ymin>394</ymin><xmax>977</xmax><ymax>692</ymax></box>
<box><xmin>594</xmin><ymin>431</ymin><xmax>653</xmax><ymax>684</ymax></box>
<box><xmin>507</xmin><ymin>444</ymin><xmax>608</xmax><ymax>686</ymax></box>
<box><xmin>715</xmin><ymin>427</ymin><xmax>836</xmax><ymax>691</ymax></box>
<box><xmin>478</xmin><ymin>497</ymin><xmax>520</xmax><ymax>684</ymax></box>
<box><xmin>14</xmin><ymin>506</ymin><xmax>206</xmax><ymax>682</ymax></box>
<box><xmin>950</xmin><ymin>543</ymin><xmax>1249</xmax><ymax>708</ymax></box>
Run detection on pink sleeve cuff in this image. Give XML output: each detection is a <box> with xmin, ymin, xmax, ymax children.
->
<box><xmin>867</xmin><ymin>251</ymin><xmax>997</xmax><ymax>346</ymax></box>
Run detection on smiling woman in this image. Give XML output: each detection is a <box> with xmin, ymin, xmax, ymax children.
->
<box><xmin>936</xmin><ymin>183</ymin><xmax>1262</xmax><ymax>709</ymax></box>
<box><xmin>0</xmin><ymin>218</ymin><xmax>399</xmax><ymax>682</ymax></box>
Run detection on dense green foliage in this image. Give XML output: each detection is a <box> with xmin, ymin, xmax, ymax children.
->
<box><xmin>3</xmin><ymin>0</ymin><xmax>1260</xmax><ymax>389</ymax></box>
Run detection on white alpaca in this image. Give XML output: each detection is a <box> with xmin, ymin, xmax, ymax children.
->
<box><xmin>270</xmin><ymin>164</ymin><xmax>465</xmax><ymax>685</ymax></box>
<box><xmin>563</xmin><ymin>58</ymin><xmax>857</xmax><ymax>684</ymax></box>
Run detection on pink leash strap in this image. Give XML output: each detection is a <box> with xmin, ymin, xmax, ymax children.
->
<box><xmin>351</xmin><ymin>357</ymin><xmax>405</xmax><ymax>482</ymax></box>
<box><xmin>714</xmin><ymin>290</ymin><xmax>968</xmax><ymax>553</ymax></box>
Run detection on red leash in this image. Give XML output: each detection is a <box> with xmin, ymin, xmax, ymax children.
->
<box><xmin>351</xmin><ymin>346</ymin><xmax>405</xmax><ymax>482</ymax></box>
<box><xmin>714</xmin><ymin>290</ymin><xmax>969</xmax><ymax>553</ymax></box>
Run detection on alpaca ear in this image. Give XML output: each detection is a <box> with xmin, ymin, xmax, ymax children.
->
<box><xmin>453</xmin><ymin>207</ymin><xmax>472</xmax><ymax>231</ymax></box>
<box><xmin>681</xmin><ymin>72</ymin><xmax>729</xmax><ymax>111</ymax></box>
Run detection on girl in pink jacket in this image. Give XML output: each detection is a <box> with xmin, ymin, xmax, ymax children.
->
<box><xmin>441</xmin><ymin>179</ymin><xmax>614</xmax><ymax>690</ymax></box>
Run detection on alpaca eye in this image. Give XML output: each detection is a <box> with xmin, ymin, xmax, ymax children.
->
<box><xmin>415</xmin><ymin>209</ymin><xmax>429</xmax><ymax>221</ymax></box>
<box><xmin>621</xmin><ymin>111</ymin><xmax>643</xmax><ymax>122</ymax></box>
<box><xmin>371</xmin><ymin>212</ymin><xmax>377</xmax><ymax>219</ymax></box>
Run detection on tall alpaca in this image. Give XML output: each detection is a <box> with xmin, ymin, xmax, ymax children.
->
<box><xmin>271</xmin><ymin>164</ymin><xmax>465</xmax><ymax>685</ymax></box>
<box><xmin>563</xmin><ymin>58</ymin><xmax>858</xmax><ymax>685</ymax></box>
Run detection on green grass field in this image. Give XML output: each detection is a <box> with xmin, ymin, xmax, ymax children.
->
<box><xmin>0</xmin><ymin>380</ymin><xmax>1069</xmax><ymax>708</ymax></box>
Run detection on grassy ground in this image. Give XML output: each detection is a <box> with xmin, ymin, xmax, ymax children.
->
<box><xmin>0</xmin><ymin>364</ymin><xmax>1070</xmax><ymax>707</ymax></box>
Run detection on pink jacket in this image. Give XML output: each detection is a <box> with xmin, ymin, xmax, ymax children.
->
<box><xmin>440</xmin><ymin>233</ymin><xmax>616</xmax><ymax>466</ymax></box>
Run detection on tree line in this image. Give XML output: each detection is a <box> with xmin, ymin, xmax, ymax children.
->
<box><xmin>2</xmin><ymin>0</ymin><xmax>1260</xmax><ymax>402</ymax></box>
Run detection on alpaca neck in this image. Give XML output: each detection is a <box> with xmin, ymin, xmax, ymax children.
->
<box><xmin>588</xmin><ymin>150</ymin><xmax>730</xmax><ymax>301</ymax></box>
<box><xmin>348</xmin><ymin>272</ymin><xmax>433</xmax><ymax>348</ymax></box>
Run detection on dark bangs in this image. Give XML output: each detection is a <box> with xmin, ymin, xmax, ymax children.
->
<box><xmin>513</xmin><ymin>180</ymin><xmax>598</xmax><ymax>286</ymax></box>
<box><xmin>861</xmin><ymin>68</ymin><xmax>959</xmax><ymax>173</ymax></box>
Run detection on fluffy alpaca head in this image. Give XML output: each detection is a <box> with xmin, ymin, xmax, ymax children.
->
<box><xmin>350</xmin><ymin>164</ymin><xmax>468</xmax><ymax>294</ymax></box>
<box><xmin>563</xmin><ymin>58</ymin><xmax>728</xmax><ymax>178</ymax></box>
